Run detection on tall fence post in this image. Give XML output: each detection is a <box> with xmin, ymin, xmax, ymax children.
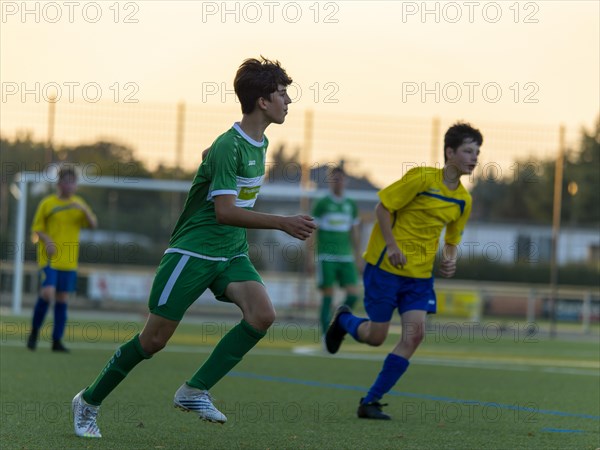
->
<box><xmin>175</xmin><ymin>102</ymin><xmax>186</xmax><ymax>170</ymax></box>
<box><xmin>549</xmin><ymin>124</ymin><xmax>565</xmax><ymax>338</ymax></box>
<box><xmin>172</xmin><ymin>102</ymin><xmax>186</xmax><ymax>222</ymax></box>
<box><xmin>298</xmin><ymin>109</ymin><xmax>314</xmax><ymax>316</ymax></box>
<box><xmin>301</xmin><ymin>109</ymin><xmax>314</xmax><ymax>213</ymax></box>
<box><xmin>46</xmin><ymin>96</ymin><xmax>56</xmax><ymax>163</ymax></box>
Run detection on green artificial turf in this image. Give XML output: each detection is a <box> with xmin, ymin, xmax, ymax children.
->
<box><xmin>1</xmin><ymin>315</ymin><xmax>598</xmax><ymax>449</ymax></box>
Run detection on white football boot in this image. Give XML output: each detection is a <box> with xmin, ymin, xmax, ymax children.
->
<box><xmin>173</xmin><ymin>384</ymin><xmax>227</xmax><ymax>424</ymax></box>
<box><xmin>72</xmin><ymin>389</ymin><xmax>102</xmax><ymax>438</ymax></box>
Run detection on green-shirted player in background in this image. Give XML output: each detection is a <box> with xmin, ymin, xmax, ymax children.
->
<box><xmin>308</xmin><ymin>166</ymin><xmax>362</xmax><ymax>335</ymax></box>
<box><xmin>72</xmin><ymin>57</ymin><xmax>316</xmax><ymax>438</ymax></box>
<box><xmin>27</xmin><ymin>167</ymin><xmax>97</xmax><ymax>352</ymax></box>
<box><xmin>325</xmin><ymin>122</ymin><xmax>482</xmax><ymax>420</ymax></box>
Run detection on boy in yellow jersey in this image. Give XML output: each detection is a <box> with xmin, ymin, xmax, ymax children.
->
<box><xmin>27</xmin><ymin>167</ymin><xmax>97</xmax><ymax>352</ymax></box>
<box><xmin>325</xmin><ymin>122</ymin><xmax>482</xmax><ymax>420</ymax></box>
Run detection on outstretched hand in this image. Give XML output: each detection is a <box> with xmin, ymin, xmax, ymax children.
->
<box><xmin>281</xmin><ymin>215</ymin><xmax>317</xmax><ymax>240</ymax></box>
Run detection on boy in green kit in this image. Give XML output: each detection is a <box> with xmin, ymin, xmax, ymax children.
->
<box><xmin>309</xmin><ymin>166</ymin><xmax>362</xmax><ymax>334</ymax></box>
<box><xmin>72</xmin><ymin>57</ymin><xmax>316</xmax><ymax>438</ymax></box>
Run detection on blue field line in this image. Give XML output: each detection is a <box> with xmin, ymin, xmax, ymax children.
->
<box><xmin>541</xmin><ymin>428</ymin><xmax>585</xmax><ymax>433</ymax></box>
<box><xmin>228</xmin><ymin>371</ymin><xmax>600</xmax><ymax>421</ymax></box>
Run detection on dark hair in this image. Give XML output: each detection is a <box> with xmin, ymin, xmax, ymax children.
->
<box><xmin>58</xmin><ymin>167</ymin><xmax>77</xmax><ymax>181</ymax></box>
<box><xmin>444</xmin><ymin>122</ymin><xmax>483</xmax><ymax>162</ymax></box>
<box><xmin>330</xmin><ymin>165</ymin><xmax>345</xmax><ymax>176</ymax></box>
<box><xmin>234</xmin><ymin>57</ymin><xmax>293</xmax><ymax>114</ymax></box>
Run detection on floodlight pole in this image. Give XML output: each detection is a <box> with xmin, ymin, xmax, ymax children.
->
<box><xmin>549</xmin><ymin>125</ymin><xmax>565</xmax><ymax>338</ymax></box>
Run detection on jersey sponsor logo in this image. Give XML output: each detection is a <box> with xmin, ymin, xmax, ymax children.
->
<box><xmin>248</xmin><ymin>160</ymin><xmax>256</xmax><ymax>166</ymax></box>
<box><xmin>319</xmin><ymin>212</ymin><xmax>354</xmax><ymax>232</ymax></box>
<box><xmin>428</xmin><ymin>299</ymin><xmax>436</xmax><ymax>304</ymax></box>
<box><xmin>238</xmin><ymin>186</ymin><xmax>260</xmax><ymax>200</ymax></box>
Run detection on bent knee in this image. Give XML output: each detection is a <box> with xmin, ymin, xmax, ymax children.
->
<box><xmin>365</xmin><ymin>335</ymin><xmax>386</xmax><ymax>346</ymax></box>
<box><xmin>244</xmin><ymin>304</ymin><xmax>276</xmax><ymax>332</ymax></box>
<box><xmin>404</xmin><ymin>331</ymin><xmax>425</xmax><ymax>349</ymax></box>
<box><xmin>255</xmin><ymin>309</ymin><xmax>276</xmax><ymax>330</ymax></box>
<box><xmin>139</xmin><ymin>334</ymin><xmax>168</xmax><ymax>355</ymax></box>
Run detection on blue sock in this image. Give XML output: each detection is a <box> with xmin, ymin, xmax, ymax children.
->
<box><xmin>338</xmin><ymin>313</ymin><xmax>367</xmax><ymax>341</ymax></box>
<box><xmin>363</xmin><ymin>353</ymin><xmax>410</xmax><ymax>404</ymax></box>
<box><xmin>52</xmin><ymin>303</ymin><xmax>67</xmax><ymax>341</ymax></box>
<box><xmin>31</xmin><ymin>297</ymin><xmax>50</xmax><ymax>331</ymax></box>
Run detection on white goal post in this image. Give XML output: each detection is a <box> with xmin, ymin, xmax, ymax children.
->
<box><xmin>10</xmin><ymin>170</ymin><xmax>378</xmax><ymax>315</ymax></box>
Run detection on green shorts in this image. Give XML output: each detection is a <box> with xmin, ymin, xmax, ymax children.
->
<box><xmin>317</xmin><ymin>260</ymin><xmax>358</xmax><ymax>289</ymax></box>
<box><xmin>148</xmin><ymin>252</ymin><xmax>263</xmax><ymax>321</ymax></box>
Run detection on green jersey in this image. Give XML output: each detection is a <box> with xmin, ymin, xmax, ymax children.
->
<box><xmin>168</xmin><ymin>123</ymin><xmax>268</xmax><ymax>259</ymax></box>
<box><xmin>312</xmin><ymin>195</ymin><xmax>359</xmax><ymax>262</ymax></box>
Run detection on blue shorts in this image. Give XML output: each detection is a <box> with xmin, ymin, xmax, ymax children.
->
<box><xmin>39</xmin><ymin>266</ymin><xmax>77</xmax><ymax>293</ymax></box>
<box><xmin>363</xmin><ymin>263</ymin><xmax>436</xmax><ymax>322</ymax></box>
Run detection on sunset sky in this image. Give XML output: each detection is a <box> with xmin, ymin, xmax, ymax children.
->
<box><xmin>1</xmin><ymin>1</ymin><xmax>599</xmax><ymax>185</ymax></box>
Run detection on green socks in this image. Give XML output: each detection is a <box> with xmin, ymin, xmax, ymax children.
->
<box><xmin>81</xmin><ymin>321</ymin><xmax>267</xmax><ymax>405</ymax></box>
<box><xmin>187</xmin><ymin>320</ymin><xmax>265</xmax><ymax>390</ymax></box>
<box><xmin>320</xmin><ymin>295</ymin><xmax>333</xmax><ymax>334</ymax></box>
<box><xmin>344</xmin><ymin>293</ymin><xmax>359</xmax><ymax>309</ymax></box>
<box><xmin>83</xmin><ymin>334</ymin><xmax>152</xmax><ymax>406</ymax></box>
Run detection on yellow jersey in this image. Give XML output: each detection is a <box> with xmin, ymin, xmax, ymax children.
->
<box><xmin>31</xmin><ymin>194</ymin><xmax>96</xmax><ymax>270</ymax></box>
<box><xmin>363</xmin><ymin>167</ymin><xmax>472</xmax><ymax>278</ymax></box>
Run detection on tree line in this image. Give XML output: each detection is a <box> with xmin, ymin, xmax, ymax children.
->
<box><xmin>470</xmin><ymin>117</ymin><xmax>599</xmax><ymax>226</ymax></box>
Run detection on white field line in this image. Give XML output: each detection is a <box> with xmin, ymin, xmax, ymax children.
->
<box><xmin>2</xmin><ymin>339</ymin><xmax>598</xmax><ymax>377</ymax></box>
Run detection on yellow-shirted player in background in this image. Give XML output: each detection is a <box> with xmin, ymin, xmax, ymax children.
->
<box><xmin>27</xmin><ymin>167</ymin><xmax>97</xmax><ymax>352</ymax></box>
<box><xmin>324</xmin><ymin>122</ymin><xmax>483</xmax><ymax>420</ymax></box>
